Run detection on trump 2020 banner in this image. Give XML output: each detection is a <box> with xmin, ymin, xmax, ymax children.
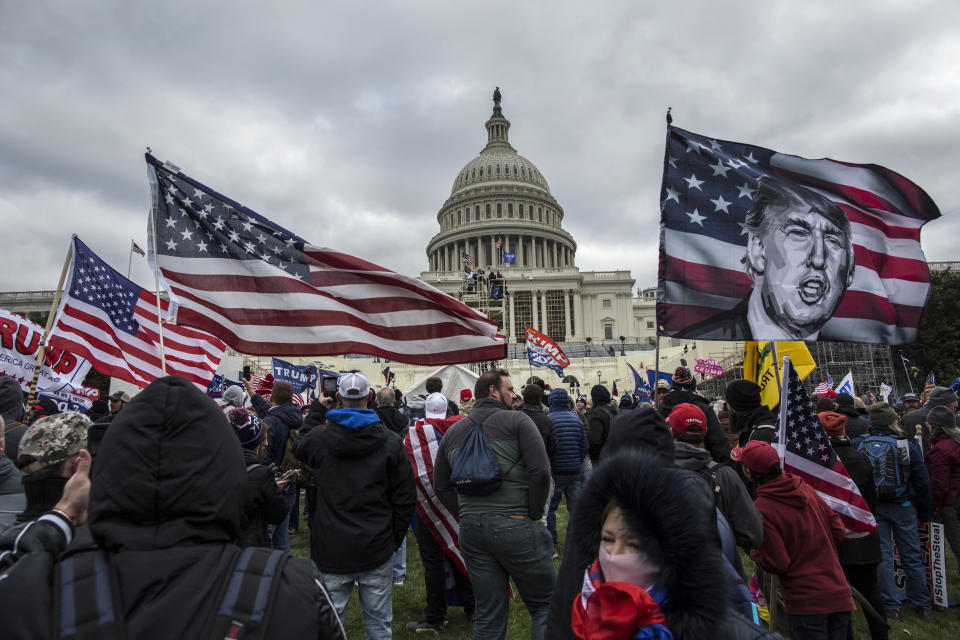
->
<box><xmin>657</xmin><ymin>126</ymin><xmax>941</xmax><ymax>344</ymax></box>
<box><xmin>525</xmin><ymin>325</ymin><xmax>569</xmax><ymax>378</ymax></box>
<box><xmin>271</xmin><ymin>357</ymin><xmax>318</xmax><ymax>396</ymax></box>
<box><xmin>0</xmin><ymin>307</ymin><xmax>92</xmax><ymax>395</ymax></box>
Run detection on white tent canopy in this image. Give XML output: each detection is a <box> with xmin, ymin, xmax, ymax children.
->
<box><xmin>402</xmin><ymin>364</ymin><xmax>479</xmax><ymax>402</ymax></box>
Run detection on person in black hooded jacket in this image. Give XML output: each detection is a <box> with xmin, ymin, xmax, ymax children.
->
<box><xmin>551</xmin><ymin>449</ymin><xmax>781</xmax><ymax>640</ymax></box>
<box><xmin>0</xmin><ymin>375</ymin><xmax>345</xmax><ymax>640</ymax></box>
<box><xmin>833</xmin><ymin>393</ymin><xmax>871</xmax><ymax>440</ymax></box>
<box><xmin>725</xmin><ymin>380</ymin><xmax>778</xmax><ymax>447</ymax></box>
<box><xmin>587</xmin><ymin>384</ymin><xmax>613</xmax><ymax>464</ymax></box>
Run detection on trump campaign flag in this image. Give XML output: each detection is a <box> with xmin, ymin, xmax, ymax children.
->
<box><xmin>47</xmin><ymin>236</ymin><xmax>226</xmax><ymax>390</ymax></box>
<box><xmin>146</xmin><ymin>155</ymin><xmax>505</xmax><ymax>365</ymax></box>
<box><xmin>776</xmin><ymin>356</ymin><xmax>877</xmax><ymax>536</ymax></box>
<box><xmin>525</xmin><ymin>325</ymin><xmax>569</xmax><ymax>378</ymax></box>
<box><xmin>271</xmin><ymin>357</ymin><xmax>317</xmax><ymax>396</ymax></box>
<box><xmin>657</xmin><ymin>126</ymin><xmax>941</xmax><ymax>344</ymax></box>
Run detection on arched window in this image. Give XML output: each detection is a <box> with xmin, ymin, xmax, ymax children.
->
<box><xmin>538</xmin><ymin>207</ymin><xmax>543</xmax><ymax>222</ymax></box>
<box><xmin>475</xmin><ymin>205</ymin><xmax>480</xmax><ymax>220</ymax></box>
<box><xmin>496</xmin><ymin>165</ymin><xmax>501</xmax><ymax>176</ymax></box>
<box><xmin>507</xmin><ymin>203</ymin><xmax>513</xmax><ymax>218</ymax></box>
<box><xmin>458</xmin><ymin>210</ymin><xmax>462</xmax><ymax>225</ymax></box>
<box><xmin>518</xmin><ymin>204</ymin><xmax>523</xmax><ymax>217</ymax></box>
<box><xmin>471</xmin><ymin>168</ymin><xmax>476</xmax><ymax>179</ymax></box>
<box><xmin>479</xmin><ymin>166</ymin><xmax>484</xmax><ymax>177</ymax></box>
<box><xmin>485</xmin><ymin>204</ymin><xmax>491</xmax><ymax>219</ymax></box>
<box><xmin>496</xmin><ymin>203</ymin><xmax>502</xmax><ymax>218</ymax></box>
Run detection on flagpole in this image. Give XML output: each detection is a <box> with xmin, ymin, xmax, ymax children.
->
<box><xmin>27</xmin><ymin>240</ymin><xmax>73</xmax><ymax>407</ymax></box>
<box><xmin>127</xmin><ymin>239</ymin><xmax>135</xmax><ymax>279</ymax></box>
<box><xmin>147</xmin><ymin>164</ymin><xmax>168</xmax><ymax>375</ymax></box>
<box><xmin>653</xmin><ymin>332</ymin><xmax>661</xmax><ymax>408</ymax></box>
<box><xmin>899</xmin><ymin>353</ymin><xmax>915</xmax><ymax>394</ymax></box>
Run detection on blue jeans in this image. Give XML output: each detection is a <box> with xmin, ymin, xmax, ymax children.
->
<box><xmin>547</xmin><ymin>472</ymin><xmax>580</xmax><ymax>545</ymax></box>
<box><xmin>459</xmin><ymin>513</ymin><xmax>556</xmax><ymax>640</ymax></box>
<box><xmin>320</xmin><ymin>556</ymin><xmax>394</xmax><ymax>640</ymax></box>
<box><xmin>875</xmin><ymin>501</ymin><xmax>931</xmax><ymax>610</ymax></box>
<box><xmin>786</xmin><ymin>611</ymin><xmax>850</xmax><ymax>640</ymax></box>
<box><xmin>269</xmin><ymin>486</ymin><xmax>296</xmax><ymax>552</ymax></box>
<box><xmin>392</xmin><ymin>535</ymin><xmax>407</xmax><ymax>583</ymax></box>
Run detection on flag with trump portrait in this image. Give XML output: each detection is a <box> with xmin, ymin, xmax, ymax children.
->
<box><xmin>145</xmin><ymin>155</ymin><xmax>506</xmax><ymax>365</ymax></box>
<box><xmin>657</xmin><ymin>126</ymin><xmax>941</xmax><ymax>344</ymax></box>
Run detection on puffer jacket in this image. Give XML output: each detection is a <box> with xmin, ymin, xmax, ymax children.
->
<box><xmin>0</xmin><ymin>376</ymin><xmax>345</xmax><ymax>640</ymax></box>
<box><xmin>925</xmin><ymin>432</ymin><xmax>960</xmax><ymax>514</ymax></box>
<box><xmin>546</xmin><ymin>388</ymin><xmax>587</xmax><ymax>474</ymax></box>
<box><xmin>250</xmin><ymin>395</ymin><xmax>302</xmax><ymax>470</ymax></box>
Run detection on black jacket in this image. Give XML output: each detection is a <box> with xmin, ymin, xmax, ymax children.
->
<box><xmin>836</xmin><ymin>406</ymin><xmax>871</xmax><ymax>440</ymax></box>
<box><xmin>251</xmin><ymin>395</ymin><xmax>303</xmax><ymax>469</ymax></box>
<box><xmin>735</xmin><ymin>406</ymin><xmax>779</xmax><ymax>447</ymax></box>
<box><xmin>661</xmin><ymin>389</ymin><xmax>733</xmax><ymax>463</ymax></box>
<box><xmin>520</xmin><ymin>403</ymin><xmax>558</xmax><ymax>461</ymax></box>
<box><xmin>376</xmin><ymin>404</ymin><xmax>410</xmax><ymax>437</ymax></box>
<box><xmin>547</xmin><ymin>450</ymin><xmax>780</xmax><ymax>640</ymax></box>
<box><xmin>0</xmin><ymin>376</ymin><xmax>344</xmax><ymax>640</ymax></box>
<box><xmin>586</xmin><ymin>404</ymin><xmax>612</xmax><ymax>464</ymax></box>
<box><xmin>239</xmin><ymin>448</ymin><xmax>289</xmax><ymax>547</ymax></box>
<box><xmin>831</xmin><ymin>437</ymin><xmax>881</xmax><ymax>565</ymax></box>
<box><xmin>293</xmin><ymin>408</ymin><xmax>416</xmax><ymax>574</ymax></box>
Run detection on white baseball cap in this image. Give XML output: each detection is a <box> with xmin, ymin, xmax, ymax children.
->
<box><xmin>338</xmin><ymin>372</ymin><xmax>370</xmax><ymax>399</ymax></box>
<box><xmin>424</xmin><ymin>392</ymin><xmax>449</xmax><ymax>419</ymax></box>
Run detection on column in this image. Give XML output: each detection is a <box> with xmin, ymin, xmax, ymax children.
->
<box><xmin>489</xmin><ymin>235</ymin><xmax>495</xmax><ymax>269</ymax></box>
<box><xmin>520</xmin><ymin>235</ymin><xmax>526</xmax><ymax>267</ymax></box>
<box><xmin>540</xmin><ymin>289</ymin><xmax>548</xmax><ymax>333</ymax></box>
<box><xmin>574</xmin><ymin>292</ymin><xmax>584</xmax><ymax>341</ymax></box>
<box><xmin>509</xmin><ymin>291</ymin><xmax>516</xmax><ymax>343</ymax></box>
<box><xmin>532</xmin><ymin>291</ymin><xmax>539</xmax><ymax>332</ymax></box>
<box><xmin>563</xmin><ymin>290</ymin><xmax>571</xmax><ymax>341</ymax></box>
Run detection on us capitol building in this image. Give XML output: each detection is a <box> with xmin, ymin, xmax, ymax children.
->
<box><xmin>421</xmin><ymin>89</ymin><xmax>658</xmax><ymax>351</ymax></box>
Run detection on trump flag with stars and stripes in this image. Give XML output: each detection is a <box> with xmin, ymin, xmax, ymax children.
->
<box><xmin>146</xmin><ymin>154</ymin><xmax>505</xmax><ymax>364</ymax></box>
<box><xmin>776</xmin><ymin>356</ymin><xmax>877</xmax><ymax>537</ymax></box>
<box><xmin>47</xmin><ymin>236</ymin><xmax>226</xmax><ymax>390</ymax></box>
<box><xmin>657</xmin><ymin>126</ymin><xmax>941</xmax><ymax>344</ymax></box>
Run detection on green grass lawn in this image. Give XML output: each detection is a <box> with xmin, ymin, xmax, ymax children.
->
<box><xmin>291</xmin><ymin>500</ymin><xmax>960</xmax><ymax>639</ymax></box>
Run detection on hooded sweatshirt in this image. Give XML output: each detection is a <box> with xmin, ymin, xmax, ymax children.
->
<box><xmin>293</xmin><ymin>407</ymin><xmax>416</xmax><ymax>574</ymax></box>
<box><xmin>750</xmin><ymin>473</ymin><xmax>854</xmax><ymax>615</ymax></box>
<box><xmin>0</xmin><ymin>376</ymin><xmax>344</xmax><ymax>640</ymax></box>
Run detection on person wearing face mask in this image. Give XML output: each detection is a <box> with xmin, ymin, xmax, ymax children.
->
<box><xmin>565</xmin><ymin>449</ymin><xmax>781</xmax><ymax>640</ymax></box>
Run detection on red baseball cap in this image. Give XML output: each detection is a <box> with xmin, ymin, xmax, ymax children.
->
<box><xmin>731</xmin><ymin>440</ymin><xmax>780</xmax><ymax>474</ymax></box>
<box><xmin>667</xmin><ymin>403</ymin><xmax>707</xmax><ymax>436</ymax></box>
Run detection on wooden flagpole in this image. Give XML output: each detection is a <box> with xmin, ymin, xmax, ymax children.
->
<box><xmin>26</xmin><ymin>240</ymin><xmax>73</xmax><ymax>408</ymax></box>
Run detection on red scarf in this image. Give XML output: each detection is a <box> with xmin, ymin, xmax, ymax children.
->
<box><xmin>571</xmin><ymin>559</ymin><xmax>672</xmax><ymax>640</ymax></box>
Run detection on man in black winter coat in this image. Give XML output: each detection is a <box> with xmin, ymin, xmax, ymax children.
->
<box><xmin>293</xmin><ymin>372</ymin><xmax>416</xmax><ymax>639</ymax></box>
<box><xmin>834</xmin><ymin>393</ymin><xmax>871</xmax><ymax>440</ymax></box>
<box><xmin>725</xmin><ymin>380</ymin><xmax>778</xmax><ymax>446</ymax></box>
<box><xmin>0</xmin><ymin>376</ymin><xmax>346</xmax><ymax>640</ymax></box>
<box><xmin>376</xmin><ymin>386</ymin><xmax>410</xmax><ymax>437</ymax></box>
<box><xmin>587</xmin><ymin>384</ymin><xmax>613</xmax><ymax>464</ymax></box>
<box><xmin>902</xmin><ymin>386</ymin><xmax>958</xmax><ymax>452</ymax></box>
<box><xmin>520</xmin><ymin>383</ymin><xmax>558</xmax><ymax>461</ymax></box>
<box><xmin>662</xmin><ymin>368</ymin><xmax>732</xmax><ymax>463</ymax></box>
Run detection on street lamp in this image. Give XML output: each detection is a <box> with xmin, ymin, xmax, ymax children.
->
<box><xmin>597</xmin><ymin>370</ymin><xmax>602</xmax><ymax>385</ymax></box>
<box><xmin>619</xmin><ymin>335</ymin><xmax>625</xmax><ymax>356</ymax></box>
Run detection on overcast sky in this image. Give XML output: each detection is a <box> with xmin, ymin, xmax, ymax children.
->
<box><xmin>2</xmin><ymin>1</ymin><xmax>958</xmax><ymax>294</ymax></box>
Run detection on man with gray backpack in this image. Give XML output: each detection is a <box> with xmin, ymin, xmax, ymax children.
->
<box><xmin>855</xmin><ymin>402</ymin><xmax>933</xmax><ymax>621</ymax></box>
<box><xmin>433</xmin><ymin>369</ymin><xmax>554</xmax><ymax>640</ymax></box>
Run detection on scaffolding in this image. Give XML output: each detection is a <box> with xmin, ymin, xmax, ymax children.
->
<box><xmin>696</xmin><ymin>342</ymin><xmax>898</xmax><ymax>401</ymax></box>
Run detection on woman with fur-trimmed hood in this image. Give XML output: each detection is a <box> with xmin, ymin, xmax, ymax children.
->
<box><xmin>549</xmin><ymin>449</ymin><xmax>780</xmax><ymax>639</ymax></box>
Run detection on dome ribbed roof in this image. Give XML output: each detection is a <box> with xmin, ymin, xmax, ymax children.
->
<box><xmin>451</xmin><ymin>149</ymin><xmax>550</xmax><ymax>196</ymax></box>
<box><xmin>450</xmin><ymin>90</ymin><xmax>550</xmax><ymax>197</ymax></box>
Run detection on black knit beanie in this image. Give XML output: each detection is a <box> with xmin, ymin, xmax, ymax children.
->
<box><xmin>725</xmin><ymin>380</ymin><xmax>762</xmax><ymax>411</ymax></box>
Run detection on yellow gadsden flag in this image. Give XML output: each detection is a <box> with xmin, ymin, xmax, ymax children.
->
<box><xmin>744</xmin><ymin>341</ymin><xmax>816</xmax><ymax>409</ymax></box>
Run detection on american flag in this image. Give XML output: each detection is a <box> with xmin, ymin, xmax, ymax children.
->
<box><xmin>777</xmin><ymin>356</ymin><xmax>877</xmax><ymax>536</ymax></box>
<box><xmin>47</xmin><ymin>236</ymin><xmax>225</xmax><ymax>390</ymax></box>
<box><xmin>146</xmin><ymin>155</ymin><xmax>505</xmax><ymax>365</ymax></box>
<box><xmin>658</xmin><ymin>126</ymin><xmax>940</xmax><ymax>344</ymax></box>
<box><xmin>923</xmin><ymin>371</ymin><xmax>937</xmax><ymax>395</ymax></box>
<box><xmin>813</xmin><ymin>375</ymin><xmax>834</xmax><ymax>396</ymax></box>
<box><xmin>404</xmin><ymin>420</ymin><xmax>470</xmax><ymax>577</ymax></box>
<box><xmin>461</xmin><ymin>253</ymin><xmax>475</xmax><ymax>266</ymax></box>
<box><xmin>131</xmin><ymin>240</ymin><xmax>145</xmax><ymax>257</ymax></box>
<box><xmin>494</xmin><ymin>235</ymin><xmax>502</xmax><ymax>249</ymax></box>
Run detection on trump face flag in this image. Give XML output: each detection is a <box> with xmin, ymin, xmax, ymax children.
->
<box><xmin>776</xmin><ymin>356</ymin><xmax>877</xmax><ymax>537</ymax></box>
<box><xmin>525</xmin><ymin>325</ymin><xmax>569</xmax><ymax>378</ymax></box>
<box><xmin>658</xmin><ymin>126</ymin><xmax>941</xmax><ymax>344</ymax></box>
<box><xmin>146</xmin><ymin>155</ymin><xmax>505</xmax><ymax>364</ymax></box>
<box><xmin>47</xmin><ymin>236</ymin><xmax>225</xmax><ymax>390</ymax></box>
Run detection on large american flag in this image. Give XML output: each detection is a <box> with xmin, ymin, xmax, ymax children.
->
<box><xmin>146</xmin><ymin>155</ymin><xmax>505</xmax><ymax>365</ymax></box>
<box><xmin>461</xmin><ymin>253</ymin><xmax>475</xmax><ymax>266</ymax></box>
<box><xmin>404</xmin><ymin>419</ymin><xmax>469</xmax><ymax>577</ymax></box>
<box><xmin>658</xmin><ymin>126</ymin><xmax>940</xmax><ymax>344</ymax></box>
<box><xmin>47</xmin><ymin>236</ymin><xmax>225</xmax><ymax>390</ymax></box>
<box><xmin>777</xmin><ymin>356</ymin><xmax>877</xmax><ymax>537</ymax></box>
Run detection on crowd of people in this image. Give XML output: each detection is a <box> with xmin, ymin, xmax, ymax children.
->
<box><xmin>0</xmin><ymin>363</ymin><xmax>957</xmax><ymax>640</ymax></box>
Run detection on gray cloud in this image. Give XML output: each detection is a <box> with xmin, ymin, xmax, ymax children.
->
<box><xmin>1</xmin><ymin>0</ymin><xmax>958</xmax><ymax>297</ymax></box>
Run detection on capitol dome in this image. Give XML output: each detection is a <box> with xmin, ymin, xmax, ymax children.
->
<box><xmin>426</xmin><ymin>89</ymin><xmax>575</xmax><ymax>278</ymax></box>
